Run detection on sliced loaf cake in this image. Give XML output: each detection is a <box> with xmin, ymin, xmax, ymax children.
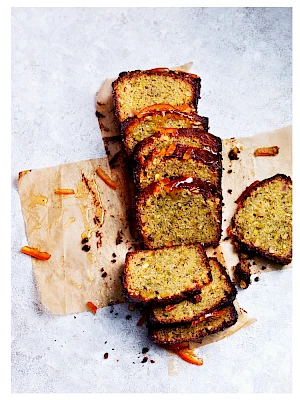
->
<box><xmin>149</xmin><ymin>258</ymin><xmax>236</xmax><ymax>325</ymax></box>
<box><xmin>134</xmin><ymin>128</ymin><xmax>221</xmax><ymax>166</ymax></box>
<box><xmin>230</xmin><ymin>174</ymin><xmax>292</xmax><ymax>265</ymax></box>
<box><xmin>136</xmin><ymin>177</ymin><xmax>222</xmax><ymax>249</ymax></box>
<box><xmin>133</xmin><ymin>145</ymin><xmax>222</xmax><ymax>189</ymax></box>
<box><xmin>112</xmin><ymin>68</ymin><xmax>201</xmax><ymax>125</ymax></box>
<box><xmin>149</xmin><ymin>304</ymin><xmax>238</xmax><ymax>345</ymax></box>
<box><xmin>122</xmin><ymin>244</ymin><xmax>212</xmax><ymax>305</ymax></box>
<box><xmin>121</xmin><ymin>109</ymin><xmax>208</xmax><ymax>156</ymax></box>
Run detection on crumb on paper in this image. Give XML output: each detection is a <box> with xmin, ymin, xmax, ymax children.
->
<box><xmin>82</xmin><ymin>244</ymin><xmax>91</xmax><ymax>252</ymax></box>
<box><xmin>116</xmin><ymin>230</ymin><xmax>123</xmax><ymax>245</ymax></box>
<box><xmin>233</xmin><ymin>256</ymin><xmax>251</xmax><ymax>289</ymax></box>
<box><xmin>228</xmin><ymin>146</ymin><xmax>240</xmax><ymax>160</ymax></box>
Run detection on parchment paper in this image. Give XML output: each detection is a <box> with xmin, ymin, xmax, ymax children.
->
<box><xmin>18</xmin><ymin>158</ymin><xmax>137</xmax><ymax>315</ymax></box>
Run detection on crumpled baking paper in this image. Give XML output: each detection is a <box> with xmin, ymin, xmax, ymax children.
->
<box><xmin>18</xmin><ymin>157</ymin><xmax>137</xmax><ymax>315</ymax></box>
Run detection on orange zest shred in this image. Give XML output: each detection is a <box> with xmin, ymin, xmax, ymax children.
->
<box><xmin>165</xmin><ymin>143</ymin><xmax>176</xmax><ymax>157</ymax></box>
<box><xmin>162</xmin><ymin>342</ymin><xmax>203</xmax><ymax>366</ymax></box>
<box><xmin>183</xmin><ymin>148</ymin><xmax>193</xmax><ymax>160</ymax></box>
<box><xmin>137</xmin><ymin>310</ymin><xmax>150</xmax><ymax>327</ymax></box>
<box><xmin>150</xmin><ymin>67</ymin><xmax>170</xmax><ymax>73</ymax></box>
<box><xmin>55</xmin><ymin>189</ymin><xmax>75</xmax><ymax>195</ymax></box>
<box><xmin>136</xmin><ymin>103</ymin><xmax>176</xmax><ymax>117</ymax></box>
<box><xmin>86</xmin><ymin>301</ymin><xmax>98</xmax><ymax>314</ymax></box>
<box><xmin>191</xmin><ymin>309</ymin><xmax>228</xmax><ymax>326</ymax></box>
<box><xmin>176</xmin><ymin>103</ymin><xmax>194</xmax><ymax>113</ymax></box>
<box><xmin>176</xmin><ymin>348</ymin><xmax>204</xmax><ymax>366</ymax></box>
<box><xmin>96</xmin><ymin>167</ymin><xmax>117</xmax><ymax>190</ymax></box>
<box><xmin>21</xmin><ymin>246</ymin><xmax>51</xmax><ymax>260</ymax></box>
<box><xmin>254</xmin><ymin>146</ymin><xmax>279</xmax><ymax>156</ymax></box>
<box><xmin>157</xmin><ymin>128</ymin><xmax>179</xmax><ymax>134</ymax></box>
<box><xmin>165</xmin><ymin>304</ymin><xmax>178</xmax><ymax>312</ymax></box>
<box><xmin>158</xmin><ymin>148</ymin><xmax>166</xmax><ymax>158</ymax></box>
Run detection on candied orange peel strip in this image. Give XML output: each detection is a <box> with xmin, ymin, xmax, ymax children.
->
<box><xmin>137</xmin><ymin>310</ymin><xmax>150</xmax><ymax>327</ymax></box>
<box><xmin>21</xmin><ymin>246</ymin><xmax>51</xmax><ymax>260</ymax></box>
<box><xmin>86</xmin><ymin>301</ymin><xmax>98</xmax><ymax>314</ymax></box>
<box><xmin>136</xmin><ymin>104</ymin><xmax>176</xmax><ymax>117</ymax></box>
<box><xmin>96</xmin><ymin>167</ymin><xmax>117</xmax><ymax>190</ymax></box>
<box><xmin>254</xmin><ymin>146</ymin><xmax>279</xmax><ymax>156</ymax></box>
<box><xmin>165</xmin><ymin>143</ymin><xmax>176</xmax><ymax>157</ymax></box>
<box><xmin>176</xmin><ymin>103</ymin><xmax>195</xmax><ymax>113</ymax></box>
<box><xmin>150</xmin><ymin>67</ymin><xmax>170</xmax><ymax>73</ymax></box>
<box><xmin>191</xmin><ymin>309</ymin><xmax>227</xmax><ymax>326</ymax></box>
<box><xmin>158</xmin><ymin>148</ymin><xmax>166</xmax><ymax>158</ymax></box>
<box><xmin>165</xmin><ymin>304</ymin><xmax>178</xmax><ymax>312</ymax></box>
<box><xmin>176</xmin><ymin>348</ymin><xmax>203</xmax><ymax>366</ymax></box>
<box><xmin>183</xmin><ymin>148</ymin><xmax>193</xmax><ymax>160</ymax></box>
<box><xmin>162</xmin><ymin>342</ymin><xmax>203</xmax><ymax>365</ymax></box>
<box><xmin>55</xmin><ymin>189</ymin><xmax>75</xmax><ymax>195</ymax></box>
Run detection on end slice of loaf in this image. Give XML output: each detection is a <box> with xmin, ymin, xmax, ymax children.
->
<box><xmin>121</xmin><ymin>110</ymin><xmax>208</xmax><ymax>156</ymax></box>
<box><xmin>136</xmin><ymin>177</ymin><xmax>222</xmax><ymax>249</ymax></box>
<box><xmin>230</xmin><ymin>174</ymin><xmax>292</xmax><ymax>265</ymax></box>
<box><xmin>122</xmin><ymin>244</ymin><xmax>212</xmax><ymax>305</ymax></box>
<box><xmin>133</xmin><ymin>145</ymin><xmax>222</xmax><ymax>189</ymax></box>
<box><xmin>149</xmin><ymin>258</ymin><xmax>237</xmax><ymax>325</ymax></box>
<box><xmin>148</xmin><ymin>304</ymin><xmax>238</xmax><ymax>345</ymax></box>
<box><xmin>134</xmin><ymin>128</ymin><xmax>221</xmax><ymax>166</ymax></box>
<box><xmin>112</xmin><ymin>68</ymin><xmax>201</xmax><ymax>124</ymax></box>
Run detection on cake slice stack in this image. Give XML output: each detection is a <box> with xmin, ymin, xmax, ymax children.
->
<box><xmin>112</xmin><ymin>67</ymin><xmax>222</xmax><ymax>250</ymax></box>
<box><xmin>111</xmin><ymin>67</ymin><xmax>234</xmax><ymax>348</ymax></box>
<box><xmin>133</xmin><ymin>129</ymin><xmax>222</xmax><ymax>190</ymax></box>
<box><xmin>122</xmin><ymin>246</ymin><xmax>238</xmax><ymax>345</ymax></box>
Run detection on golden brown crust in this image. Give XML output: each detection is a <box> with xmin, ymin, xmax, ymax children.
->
<box><xmin>112</xmin><ymin>68</ymin><xmax>201</xmax><ymax>125</ymax></box>
<box><xmin>231</xmin><ymin>174</ymin><xmax>292</xmax><ymax>265</ymax></box>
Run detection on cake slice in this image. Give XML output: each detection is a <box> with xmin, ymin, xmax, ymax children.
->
<box><xmin>112</xmin><ymin>68</ymin><xmax>201</xmax><ymax>124</ymax></box>
<box><xmin>134</xmin><ymin>128</ymin><xmax>221</xmax><ymax>166</ymax></box>
<box><xmin>122</xmin><ymin>244</ymin><xmax>212</xmax><ymax>305</ymax></box>
<box><xmin>149</xmin><ymin>258</ymin><xmax>236</xmax><ymax>325</ymax></box>
<box><xmin>133</xmin><ymin>145</ymin><xmax>222</xmax><ymax>190</ymax></box>
<box><xmin>136</xmin><ymin>177</ymin><xmax>222</xmax><ymax>249</ymax></box>
<box><xmin>148</xmin><ymin>304</ymin><xmax>238</xmax><ymax>345</ymax></box>
<box><xmin>230</xmin><ymin>174</ymin><xmax>292</xmax><ymax>265</ymax></box>
<box><xmin>121</xmin><ymin>109</ymin><xmax>208</xmax><ymax>156</ymax></box>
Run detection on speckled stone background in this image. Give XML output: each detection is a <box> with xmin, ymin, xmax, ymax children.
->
<box><xmin>11</xmin><ymin>7</ymin><xmax>292</xmax><ymax>393</ymax></box>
